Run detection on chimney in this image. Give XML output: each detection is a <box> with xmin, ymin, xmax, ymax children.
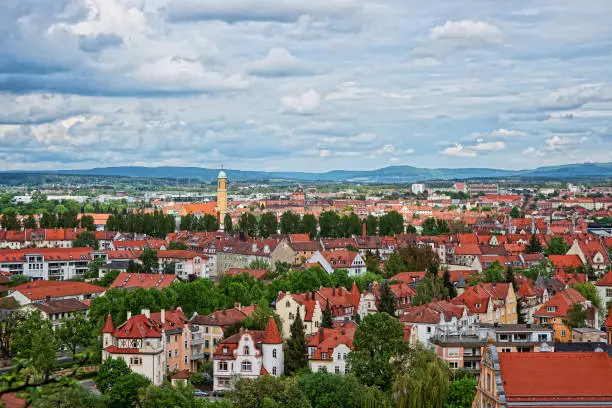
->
<box><xmin>142</xmin><ymin>308</ymin><xmax>150</xmax><ymax>318</ymax></box>
<box><xmin>161</xmin><ymin>309</ymin><xmax>165</xmax><ymax>324</ymax></box>
<box><xmin>127</xmin><ymin>311</ymin><xmax>132</xmax><ymax>320</ymax></box>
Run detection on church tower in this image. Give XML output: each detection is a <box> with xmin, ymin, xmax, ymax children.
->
<box><xmin>217</xmin><ymin>169</ymin><xmax>228</xmax><ymax>231</ymax></box>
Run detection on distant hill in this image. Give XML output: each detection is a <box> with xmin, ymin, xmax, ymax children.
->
<box><xmin>31</xmin><ymin>162</ymin><xmax>612</xmax><ymax>183</ymax></box>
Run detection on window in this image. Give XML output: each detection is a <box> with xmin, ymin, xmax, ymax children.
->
<box><xmin>426</xmin><ymin>327</ymin><xmax>431</xmax><ymax>333</ymax></box>
<box><xmin>318</xmin><ymin>366</ymin><xmax>327</xmax><ymax>373</ymax></box>
<box><xmin>166</xmin><ymin>364</ymin><xmax>170</xmax><ymax>373</ymax></box>
<box><xmin>607</xmin><ymin>288</ymin><xmax>612</xmax><ymax>297</ymax></box>
<box><xmin>537</xmin><ymin>334</ymin><xmax>549</xmax><ymax>341</ymax></box>
<box><xmin>501</xmin><ymin>348</ymin><xmax>512</xmax><ymax>353</ymax></box>
<box><xmin>168</xmin><ymin>350</ymin><xmax>172</xmax><ymax>358</ymax></box>
<box><xmin>205</xmin><ymin>340</ymin><xmax>210</xmax><ymax>348</ymax></box>
<box><xmin>546</xmin><ymin>306</ymin><xmax>556</xmax><ymax>312</ymax></box>
<box><xmin>244</xmin><ymin>346</ymin><xmax>250</xmax><ymax>355</ymax></box>
<box><xmin>345</xmin><ymin>366</ymin><xmax>349</xmax><ymax>374</ymax></box>
<box><xmin>174</xmin><ymin>349</ymin><xmax>179</xmax><ymax>357</ymax></box>
<box><xmin>335</xmin><ymin>366</ymin><xmax>340</xmax><ymax>374</ymax></box>
<box><xmin>561</xmin><ymin>330</ymin><xmax>566</xmax><ymax>337</ymax></box>
<box><xmin>286</xmin><ymin>301</ymin><xmax>290</xmax><ymax>307</ymax></box>
<box><xmin>273</xmin><ymin>349</ymin><xmax>277</xmax><ymax>358</ymax></box>
<box><xmin>130</xmin><ymin>357</ymin><xmax>142</xmax><ymax>365</ymax></box>
<box><xmin>447</xmin><ymin>348</ymin><xmax>460</xmax><ymax>357</ymax></box>
<box><xmin>322</xmin><ymin>352</ymin><xmax>327</xmax><ymax>359</ymax></box>
<box><xmin>184</xmin><ymin>356</ymin><xmax>188</xmax><ymax>364</ymax></box>
<box><xmin>499</xmin><ymin>334</ymin><xmax>509</xmax><ymax>341</ymax></box>
<box><xmin>449</xmin><ymin>362</ymin><xmax>458</xmax><ymax>369</ymax></box>
<box><xmin>184</xmin><ymin>340</ymin><xmax>188</xmax><ymax>349</ymax></box>
<box><xmin>272</xmin><ymin>367</ymin><xmax>277</xmax><ymax>375</ymax></box>
<box><xmin>218</xmin><ymin>362</ymin><xmax>228</xmax><ymax>371</ymax></box>
<box><xmin>241</xmin><ymin>361</ymin><xmax>252</xmax><ymax>372</ymax></box>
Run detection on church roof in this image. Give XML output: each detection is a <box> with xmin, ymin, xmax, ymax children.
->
<box><xmin>218</xmin><ymin>170</ymin><xmax>227</xmax><ymax>179</ymax></box>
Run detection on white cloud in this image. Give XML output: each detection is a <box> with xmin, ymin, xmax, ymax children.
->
<box><xmin>491</xmin><ymin>128</ymin><xmax>527</xmax><ymax>137</ymax></box>
<box><xmin>409</xmin><ymin>57</ymin><xmax>441</xmax><ymax>69</ymax></box>
<box><xmin>471</xmin><ymin>141</ymin><xmax>506</xmax><ymax>151</ymax></box>
<box><xmin>429</xmin><ymin>20</ymin><xmax>503</xmax><ymax>45</ymax></box>
<box><xmin>247</xmin><ymin>47</ymin><xmax>308</xmax><ymax>77</ymax></box>
<box><xmin>522</xmin><ymin>147</ymin><xmax>545</xmax><ymax>157</ymax></box>
<box><xmin>280</xmin><ymin>90</ymin><xmax>322</xmax><ymax>114</ymax></box>
<box><xmin>440</xmin><ymin>144</ymin><xmax>477</xmax><ymax>157</ymax></box>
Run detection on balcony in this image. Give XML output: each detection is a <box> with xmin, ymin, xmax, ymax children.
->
<box><xmin>191</xmin><ymin>338</ymin><xmax>207</xmax><ymax>345</ymax></box>
<box><xmin>191</xmin><ymin>353</ymin><xmax>208</xmax><ymax>360</ymax></box>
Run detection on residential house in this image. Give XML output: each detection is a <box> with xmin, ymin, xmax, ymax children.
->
<box><xmin>0</xmin><ymin>247</ymin><xmax>95</xmax><ymax>280</ymax></box>
<box><xmin>454</xmin><ymin>283</ymin><xmax>517</xmax><ymax>324</ymax></box>
<box><xmin>24</xmin><ymin>298</ymin><xmax>89</xmax><ymax>328</ymax></box>
<box><xmin>306</xmin><ymin>250</ymin><xmax>366</xmax><ymax>276</ymax></box>
<box><xmin>473</xmin><ymin>345</ymin><xmax>612</xmax><ymax>408</ymax></box>
<box><xmin>212</xmin><ymin>317</ymin><xmax>283</xmax><ymax>391</ymax></box>
<box><xmin>134</xmin><ymin>250</ymin><xmax>209</xmax><ymax>279</ymax></box>
<box><xmin>307</xmin><ymin>323</ymin><xmax>356</xmax><ymax>374</ymax></box>
<box><xmin>8</xmin><ymin>280</ymin><xmax>105</xmax><ymax>305</ymax></box>
<box><xmin>102</xmin><ymin>308</ymin><xmax>191</xmax><ymax>385</ymax></box>
<box><xmin>430</xmin><ymin>323</ymin><xmax>554</xmax><ymax>372</ymax></box>
<box><xmin>596</xmin><ymin>271</ymin><xmax>612</xmax><ymax>316</ymax></box>
<box><xmin>399</xmin><ymin>300</ymin><xmax>474</xmax><ymax>348</ymax></box>
<box><xmin>109</xmin><ymin>272</ymin><xmax>178</xmax><ymax>290</ymax></box>
<box><xmin>533</xmin><ymin>288</ymin><xmax>598</xmax><ymax>342</ymax></box>
<box><xmin>566</xmin><ymin>238</ymin><xmax>611</xmax><ymax>275</ymax></box>
<box><xmin>370</xmin><ymin>281</ymin><xmax>416</xmax><ymax>314</ymax></box>
<box><xmin>515</xmin><ymin>281</ymin><xmax>548</xmax><ymax>323</ymax></box>
<box><xmin>189</xmin><ymin>305</ymin><xmax>256</xmax><ymax>366</ymax></box>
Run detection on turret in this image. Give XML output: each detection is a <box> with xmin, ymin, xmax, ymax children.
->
<box><xmin>262</xmin><ymin>316</ymin><xmax>283</xmax><ymax>377</ymax></box>
<box><xmin>102</xmin><ymin>314</ymin><xmax>114</xmax><ymax>348</ymax></box>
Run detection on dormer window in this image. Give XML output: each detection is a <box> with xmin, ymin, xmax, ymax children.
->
<box><xmin>222</xmin><ymin>346</ymin><xmax>228</xmax><ymax>353</ymax></box>
<box><xmin>475</xmin><ymin>304</ymin><xmax>481</xmax><ymax>308</ymax></box>
<box><xmin>244</xmin><ymin>346</ymin><xmax>250</xmax><ymax>355</ymax></box>
<box><xmin>546</xmin><ymin>306</ymin><xmax>556</xmax><ymax>312</ymax></box>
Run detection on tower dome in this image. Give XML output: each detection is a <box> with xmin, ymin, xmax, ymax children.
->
<box><xmin>218</xmin><ymin>170</ymin><xmax>227</xmax><ymax>179</ymax></box>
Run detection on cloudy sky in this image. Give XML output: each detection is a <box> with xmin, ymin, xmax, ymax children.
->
<box><xmin>1</xmin><ymin>0</ymin><xmax>612</xmax><ymax>172</ymax></box>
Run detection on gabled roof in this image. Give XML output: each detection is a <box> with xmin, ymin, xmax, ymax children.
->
<box><xmin>597</xmin><ymin>270</ymin><xmax>612</xmax><ymax>287</ymax></box>
<box><xmin>225</xmin><ymin>268</ymin><xmax>269</xmax><ymax>280</ymax></box>
<box><xmin>191</xmin><ymin>307</ymin><xmax>252</xmax><ymax>328</ymax></box>
<box><xmin>29</xmin><ymin>298</ymin><xmax>89</xmax><ymax>315</ymax></box>
<box><xmin>11</xmin><ymin>280</ymin><xmax>105</xmax><ymax>301</ymax></box>
<box><xmin>534</xmin><ymin>288</ymin><xmax>586</xmax><ymax>318</ymax></box>
<box><xmin>548</xmin><ymin>254</ymin><xmax>583</xmax><ymax>270</ymax></box>
<box><xmin>498</xmin><ymin>352</ymin><xmax>612</xmax><ymax>404</ymax></box>
<box><xmin>112</xmin><ymin>314</ymin><xmax>163</xmax><ymax>339</ymax></box>
<box><xmin>308</xmin><ymin>326</ymin><xmax>354</xmax><ymax>361</ymax></box>
<box><xmin>110</xmin><ymin>272</ymin><xmax>178</xmax><ymax>290</ymax></box>
<box><xmin>400</xmin><ymin>300</ymin><xmax>467</xmax><ymax>324</ymax></box>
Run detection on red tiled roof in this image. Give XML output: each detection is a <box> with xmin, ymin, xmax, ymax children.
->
<box><xmin>390</xmin><ymin>271</ymin><xmax>426</xmax><ymax>283</ymax></box>
<box><xmin>103</xmin><ymin>314</ymin><xmax>115</xmax><ymax>333</ymax></box>
<box><xmin>499</xmin><ymin>352</ymin><xmax>612</xmax><ymax>403</ymax></box>
<box><xmin>604</xmin><ymin>305</ymin><xmax>612</xmax><ymax>329</ymax></box>
<box><xmin>289</xmin><ymin>234</ymin><xmax>310</xmax><ymax>243</ymax></box>
<box><xmin>597</xmin><ymin>270</ymin><xmax>612</xmax><ymax>287</ymax></box>
<box><xmin>548</xmin><ymin>254</ymin><xmax>583</xmax><ymax>270</ymax></box>
<box><xmin>0</xmin><ymin>247</ymin><xmax>94</xmax><ymax>263</ymax></box>
<box><xmin>534</xmin><ymin>288</ymin><xmax>586</xmax><ymax>318</ymax></box>
<box><xmin>454</xmin><ymin>244</ymin><xmax>481</xmax><ymax>255</ymax></box>
<box><xmin>225</xmin><ymin>268</ymin><xmax>269</xmax><ymax>280</ymax></box>
<box><xmin>263</xmin><ymin>316</ymin><xmax>282</xmax><ymax>344</ymax></box>
<box><xmin>29</xmin><ymin>298</ymin><xmax>89</xmax><ymax>315</ymax></box>
<box><xmin>11</xmin><ymin>280</ymin><xmax>105</xmax><ymax>301</ymax></box>
<box><xmin>110</xmin><ymin>272</ymin><xmax>177</xmax><ymax>290</ymax></box>
<box><xmin>112</xmin><ymin>314</ymin><xmax>163</xmax><ymax>339</ymax></box>
<box><xmin>191</xmin><ymin>307</ymin><xmax>251</xmax><ymax>328</ymax></box>
<box><xmin>400</xmin><ymin>300</ymin><xmax>467</xmax><ymax>324</ymax></box>
<box><xmin>103</xmin><ymin>346</ymin><xmax>140</xmax><ymax>354</ymax></box>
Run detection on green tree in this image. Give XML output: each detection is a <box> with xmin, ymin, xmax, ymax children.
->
<box><xmin>505</xmin><ymin>266</ymin><xmax>517</xmax><ymax>290</ymax></box>
<box><xmin>259</xmin><ymin>212</ymin><xmax>279</xmax><ymax>238</ymax></box>
<box><xmin>571</xmin><ymin>282</ymin><xmax>602</xmax><ymax>311</ymax></box>
<box><xmin>224</xmin><ymin>213</ymin><xmax>233</xmax><ymax>233</ymax></box>
<box><xmin>366</xmin><ymin>215</ymin><xmax>378</xmax><ymax>236</ymax></box>
<box><xmin>1</xmin><ymin>212</ymin><xmax>20</xmax><ymax>230</ymax></box>
<box><xmin>442</xmin><ymin>269</ymin><xmax>457</xmax><ymax>299</ymax></box>
<box><xmin>322</xmin><ymin>300</ymin><xmax>334</xmax><ymax>329</ymax></box>
<box><xmin>13</xmin><ymin>311</ymin><xmax>58</xmax><ymax>379</ymax></box>
<box><xmin>365</xmin><ymin>254</ymin><xmax>381</xmax><ymax>275</ymax></box>
<box><xmin>95</xmin><ymin>357</ymin><xmax>131</xmax><ymax>394</ymax></box>
<box><xmin>280</xmin><ymin>211</ymin><xmax>301</xmax><ymax>234</ymax></box>
<box><xmin>229</xmin><ymin>376</ymin><xmax>310</xmax><ymax>408</ymax></box>
<box><xmin>73</xmin><ymin>231</ymin><xmax>98</xmax><ymax>249</ymax></box>
<box><xmin>348</xmin><ymin>313</ymin><xmax>407</xmax><ymax>390</ymax></box>
<box><xmin>509</xmin><ymin>207</ymin><xmax>522</xmax><ymax>218</ymax></box>
<box><xmin>139</xmin><ymin>383</ymin><xmax>209</xmax><ymax>408</ymax></box>
<box><xmin>199</xmin><ymin>214</ymin><xmax>219</xmax><ymax>232</ymax></box>
<box><xmin>412</xmin><ymin>273</ymin><xmax>449</xmax><ymax>306</ymax></box>
<box><xmin>239</xmin><ymin>213</ymin><xmax>258</xmax><ymax>237</ymax></box>
<box><xmin>56</xmin><ymin>313</ymin><xmax>94</xmax><ymax>357</ymax></box>
<box><xmin>347</xmin><ymin>212</ymin><xmax>362</xmax><ymax>236</ymax></box>
<box><xmin>285</xmin><ymin>310</ymin><xmax>308</xmax><ymax>375</ymax></box>
<box><xmin>139</xmin><ymin>248</ymin><xmax>159</xmax><ymax>272</ymax></box>
<box><xmin>105</xmin><ymin>372</ymin><xmax>150</xmax><ymax>408</ymax></box>
<box><xmin>565</xmin><ymin>303</ymin><xmax>587</xmax><ymax>329</ymax></box>
<box><xmin>319</xmin><ymin>211</ymin><xmax>341</xmax><ymax>238</ymax></box>
<box><xmin>168</xmin><ymin>241</ymin><xmax>188</xmax><ymax>250</ymax></box>
<box><xmin>379</xmin><ymin>211</ymin><xmax>404</xmax><ymax>236</ymax></box>
<box><xmin>297</xmin><ymin>372</ymin><xmax>366</xmax><ymax>408</ymax></box>
<box><xmin>397</xmin><ymin>246</ymin><xmax>439</xmax><ymax>272</ymax></box>
<box><xmin>483</xmin><ymin>261</ymin><xmax>505</xmax><ymax>283</ymax></box>
<box><xmin>516</xmin><ymin>297</ymin><xmax>528</xmax><ymax>324</ymax></box>
<box><xmin>444</xmin><ymin>376</ymin><xmax>477</xmax><ymax>408</ymax></box>
<box><xmin>393</xmin><ymin>344</ymin><xmax>451</xmax><ymax>408</ymax></box>
<box><xmin>22</xmin><ymin>214</ymin><xmax>38</xmax><ymax>229</ymax></box>
<box><xmin>299</xmin><ymin>214</ymin><xmax>318</xmax><ymax>238</ymax></box>
<box><xmin>378</xmin><ymin>281</ymin><xmax>396</xmax><ymax>316</ymax></box>
<box><xmin>180</xmin><ymin>213</ymin><xmax>196</xmax><ymax>231</ymax></box>
<box><xmin>545</xmin><ymin>236</ymin><xmax>569</xmax><ymax>255</ymax></box>
<box><xmin>80</xmin><ymin>215</ymin><xmax>96</xmax><ymax>231</ymax></box>
<box><xmin>31</xmin><ymin>384</ymin><xmax>105</xmax><ymax>408</ymax></box>
<box><xmin>384</xmin><ymin>253</ymin><xmax>406</xmax><ymax>278</ymax></box>
<box><xmin>39</xmin><ymin>212</ymin><xmax>57</xmax><ymax>228</ymax></box>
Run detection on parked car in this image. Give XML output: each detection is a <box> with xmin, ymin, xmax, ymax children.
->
<box><xmin>212</xmin><ymin>390</ymin><xmax>225</xmax><ymax>398</ymax></box>
<box><xmin>194</xmin><ymin>390</ymin><xmax>210</xmax><ymax>397</ymax></box>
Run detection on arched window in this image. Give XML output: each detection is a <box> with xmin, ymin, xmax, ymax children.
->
<box><xmin>243</xmin><ymin>346</ymin><xmax>250</xmax><ymax>355</ymax></box>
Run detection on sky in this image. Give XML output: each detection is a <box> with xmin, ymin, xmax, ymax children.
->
<box><xmin>1</xmin><ymin>0</ymin><xmax>612</xmax><ymax>172</ymax></box>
